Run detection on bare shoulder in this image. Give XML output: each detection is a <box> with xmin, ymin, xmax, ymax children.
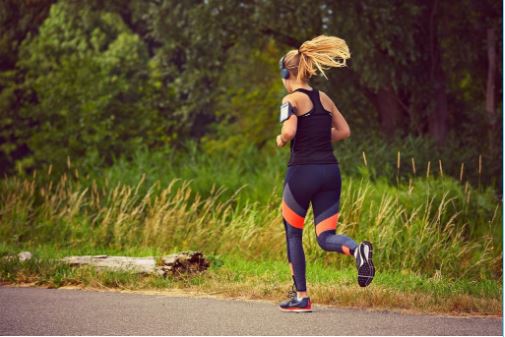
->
<box><xmin>318</xmin><ymin>90</ymin><xmax>336</xmax><ymax>112</ymax></box>
<box><xmin>282</xmin><ymin>92</ymin><xmax>305</xmax><ymax>104</ymax></box>
<box><xmin>282</xmin><ymin>92</ymin><xmax>301</xmax><ymax>105</ymax></box>
<box><xmin>281</xmin><ymin>93</ymin><xmax>295</xmax><ymax>105</ymax></box>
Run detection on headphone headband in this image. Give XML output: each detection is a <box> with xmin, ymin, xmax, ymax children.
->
<box><xmin>279</xmin><ymin>56</ymin><xmax>290</xmax><ymax>79</ymax></box>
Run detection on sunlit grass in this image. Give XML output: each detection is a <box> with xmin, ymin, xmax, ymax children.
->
<box><xmin>0</xmin><ymin>249</ymin><xmax>500</xmax><ymax>315</ymax></box>
<box><xmin>0</xmin><ymin>144</ymin><xmax>502</xmax><ymax>315</ymax></box>
<box><xmin>0</xmin><ymin>165</ymin><xmax>500</xmax><ymax>280</ymax></box>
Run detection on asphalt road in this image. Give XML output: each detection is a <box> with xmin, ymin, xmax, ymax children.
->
<box><xmin>0</xmin><ymin>287</ymin><xmax>501</xmax><ymax>335</ymax></box>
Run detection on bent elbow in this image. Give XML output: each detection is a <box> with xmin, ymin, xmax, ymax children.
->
<box><xmin>282</xmin><ymin>130</ymin><xmax>296</xmax><ymax>141</ymax></box>
<box><xmin>344</xmin><ymin>128</ymin><xmax>351</xmax><ymax>139</ymax></box>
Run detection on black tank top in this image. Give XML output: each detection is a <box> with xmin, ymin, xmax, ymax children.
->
<box><xmin>287</xmin><ymin>88</ymin><xmax>338</xmax><ymax>166</ymax></box>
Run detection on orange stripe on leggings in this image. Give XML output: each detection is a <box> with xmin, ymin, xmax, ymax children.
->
<box><xmin>282</xmin><ymin>200</ymin><xmax>305</xmax><ymax>229</ymax></box>
<box><xmin>341</xmin><ymin>245</ymin><xmax>351</xmax><ymax>256</ymax></box>
<box><xmin>315</xmin><ymin>213</ymin><xmax>339</xmax><ymax>236</ymax></box>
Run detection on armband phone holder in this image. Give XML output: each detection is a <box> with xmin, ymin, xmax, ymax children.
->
<box><xmin>279</xmin><ymin>102</ymin><xmax>294</xmax><ymax>123</ymax></box>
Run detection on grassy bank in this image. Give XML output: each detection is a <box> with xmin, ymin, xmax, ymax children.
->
<box><xmin>0</xmin><ymin>145</ymin><xmax>502</xmax><ymax>315</ymax></box>
<box><xmin>0</xmin><ymin>244</ymin><xmax>501</xmax><ymax>316</ymax></box>
<box><xmin>0</xmin><ymin>165</ymin><xmax>501</xmax><ymax>280</ymax></box>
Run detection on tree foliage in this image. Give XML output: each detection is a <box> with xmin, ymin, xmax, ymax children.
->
<box><xmin>0</xmin><ymin>0</ymin><xmax>501</xmax><ymax>185</ymax></box>
<box><xmin>14</xmin><ymin>2</ymin><xmax>164</xmax><ymax>171</ymax></box>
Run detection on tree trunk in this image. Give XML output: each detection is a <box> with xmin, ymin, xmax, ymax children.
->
<box><xmin>62</xmin><ymin>251</ymin><xmax>210</xmax><ymax>277</ymax></box>
<box><xmin>428</xmin><ymin>80</ymin><xmax>448</xmax><ymax>145</ymax></box>
<box><xmin>427</xmin><ymin>0</ymin><xmax>449</xmax><ymax>145</ymax></box>
<box><xmin>486</xmin><ymin>28</ymin><xmax>497</xmax><ymax>125</ymax></box>
<box><xmin>372</xmin><ymin>86</ymin><xmax>404</xmax><ymax>137</ymax></box>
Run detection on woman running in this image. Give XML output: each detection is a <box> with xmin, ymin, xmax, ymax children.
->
<box><xmin>276</xmin><ymin>35</ymin><xmax>375</xmax><ymax>313</ymax></box>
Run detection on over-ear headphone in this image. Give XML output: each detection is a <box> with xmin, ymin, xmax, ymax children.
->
<box><xmin>279</xmin><ymin>56</ymin><xmax>290</xmax><ymax>79</ymax></box>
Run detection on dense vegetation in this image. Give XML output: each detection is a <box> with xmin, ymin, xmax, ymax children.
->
<box><xmin>1</xmin><ymin>142</ymin><xmax>502</xmax><ymax>281</ymax></box>
<box><xmin>0</xmin><ymin>0</ymin><xmax>501</xmax><ymax>188</ymax></box>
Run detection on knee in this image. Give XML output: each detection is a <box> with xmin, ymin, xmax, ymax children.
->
<box><xmin>316</xmin><ymin>232</ymin><xmax>331</xmax><ymax>250</ymax></box>
<box><xmin>284</xmin><ymin>221</ymin><xmax>303</xmax><ymax>240</ymax></box>
<box><xmin>285</xmin><ymin>222</ymin><xmax>303</xmax><ymax>240</ymax></box>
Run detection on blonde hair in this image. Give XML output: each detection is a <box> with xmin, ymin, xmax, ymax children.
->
<box><xmin>283</xmin><ymin>35</ymin><xmax>351</xmax><ymax>82</ymax></box>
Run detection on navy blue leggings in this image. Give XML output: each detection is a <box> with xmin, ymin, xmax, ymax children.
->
<box><xmin>282</xmin><ymin>164</ymin><xmax>358</xmax><ymax>292</ymax></box>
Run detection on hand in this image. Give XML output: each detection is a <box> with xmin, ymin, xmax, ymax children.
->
<box><xmin>276</xmin><ymin>135</ymin><xmax>286</xmax><ymax>147</ymax></box>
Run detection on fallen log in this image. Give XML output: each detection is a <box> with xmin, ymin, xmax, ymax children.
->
<box><xmin>61</xmin><ymin>251</ymin><xmax>210</xmax><ymax>277</ymax></box>
<box><xmin>62</xmin><ymin>255</ymin><xmax>156</xmax><ymax>274</ymax></box>
<box><xmin>159</xmin><ymin>251</ymin><xmax>210</xmax><ymax>276</ymax></box>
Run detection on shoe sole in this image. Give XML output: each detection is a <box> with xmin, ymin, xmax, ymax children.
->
<box><xmin>357</xmin><ymin>241</ymin><xmax>375</xmax><ymax>287</ymax></box>
<box><xmin>279</xmin><ymin>307</ymin><xmax>312</xmax><ymax>313</ymax></box>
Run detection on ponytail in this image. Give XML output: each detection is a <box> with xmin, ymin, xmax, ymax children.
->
<box><xmin>284</xmin><ymin>35</ymin><xmax>351</xmax><ymax>82</ymax></box>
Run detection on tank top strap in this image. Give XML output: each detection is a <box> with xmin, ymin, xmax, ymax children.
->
<box><xmin>311</xmin><ymin>90</ymin><xmax>325</xmax><ymax>114</ymax></box>
<box><xmin>293</xmin><ymin>88</ymin><xmax>325</xmax><ymax>115</ymax></box>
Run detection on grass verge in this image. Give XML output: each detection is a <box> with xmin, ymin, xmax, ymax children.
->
<box><xmin>0</xmin><ymin>245</ymin><xmax>501</xmax><ymax>316</ymax></box>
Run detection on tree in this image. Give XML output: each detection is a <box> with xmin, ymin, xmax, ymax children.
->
<box><xmin>16</xmin><ymin>1</ymin><xmax>163</xmax><ymax>172</ymax></box>
<box><xmin>0</xmin><ymin>0</ymin><xmax>55</xmax><ymax>174</ymax></box>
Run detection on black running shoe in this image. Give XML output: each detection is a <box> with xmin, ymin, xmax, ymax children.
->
<box><xmin>279</xmin><ymin>296</ymin><xmax>312</xmax><ymax>312</ymax></box>
<box><xmin>354</xmin><ymin>241</ymin><xmax>375</xmax><ymax>287</ymax></box>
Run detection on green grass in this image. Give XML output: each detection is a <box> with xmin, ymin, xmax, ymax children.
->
<box><xmin>0</xmin><ymin>244</ymin><xmax>501</xmax><ymax>315</ymax></box>
<box><xmin>0</xmin><ymin>144</ymin><xmax>501</xmax><ymax>315</ymax></box>
<box><xmin>0</xmin><ymin>164</ymin><xmax>501</xmax><ymax>280</ymax></box>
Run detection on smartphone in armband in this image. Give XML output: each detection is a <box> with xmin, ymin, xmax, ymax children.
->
<box><xmin>279</xmin><ymin>102</ymin><xmax>294</xmax><ymax>123</ymax></box>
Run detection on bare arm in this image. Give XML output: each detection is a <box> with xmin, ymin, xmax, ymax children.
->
<box><xmin>276</xmin><ymin>95</ymin><xmax>298</xmax><ymax>147</ymax></box>
<box><xmin>321</xmin><ymin>92</ymin><xmax>351</xmax><ymax>142</ymax></box>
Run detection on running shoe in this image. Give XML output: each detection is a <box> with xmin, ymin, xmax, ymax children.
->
<box><xmin>279</xmin><ymin>296</ymin><xmax>312</xmax><ymax>312</ymax></box>
<box><xmin>354</xmin><ymin>240</ymin><xmax>375</xmax><ymax>287</ymax></box>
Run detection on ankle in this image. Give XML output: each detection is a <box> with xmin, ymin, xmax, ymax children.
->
<box><xmin>297</xmin><ymin>291</ymin><xmax>308</xmax><ymax>299</ymax></box>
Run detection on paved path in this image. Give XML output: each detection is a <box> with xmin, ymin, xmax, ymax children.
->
<box><xmin>0</xmin><ymin>287</ymin><xmax>501</xmax><ymax>335</ymax></box>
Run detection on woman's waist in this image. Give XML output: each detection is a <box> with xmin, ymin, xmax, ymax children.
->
<box><xmin>288</xmin><ymin>150</ymin><xmax>338</xmax><ymax>165</ymax></box>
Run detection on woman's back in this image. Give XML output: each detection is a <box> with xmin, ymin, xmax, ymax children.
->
<box><xmin>288</xmin><ymin>88</ymin><xmax>338</xmax><ymax>166</ymax></box>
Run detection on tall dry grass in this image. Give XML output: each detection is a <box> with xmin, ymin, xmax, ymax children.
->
<box><xmin>0</xmin><ymin>165</ymin><xmax>501</xmax><ymax>280</ymax></box>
